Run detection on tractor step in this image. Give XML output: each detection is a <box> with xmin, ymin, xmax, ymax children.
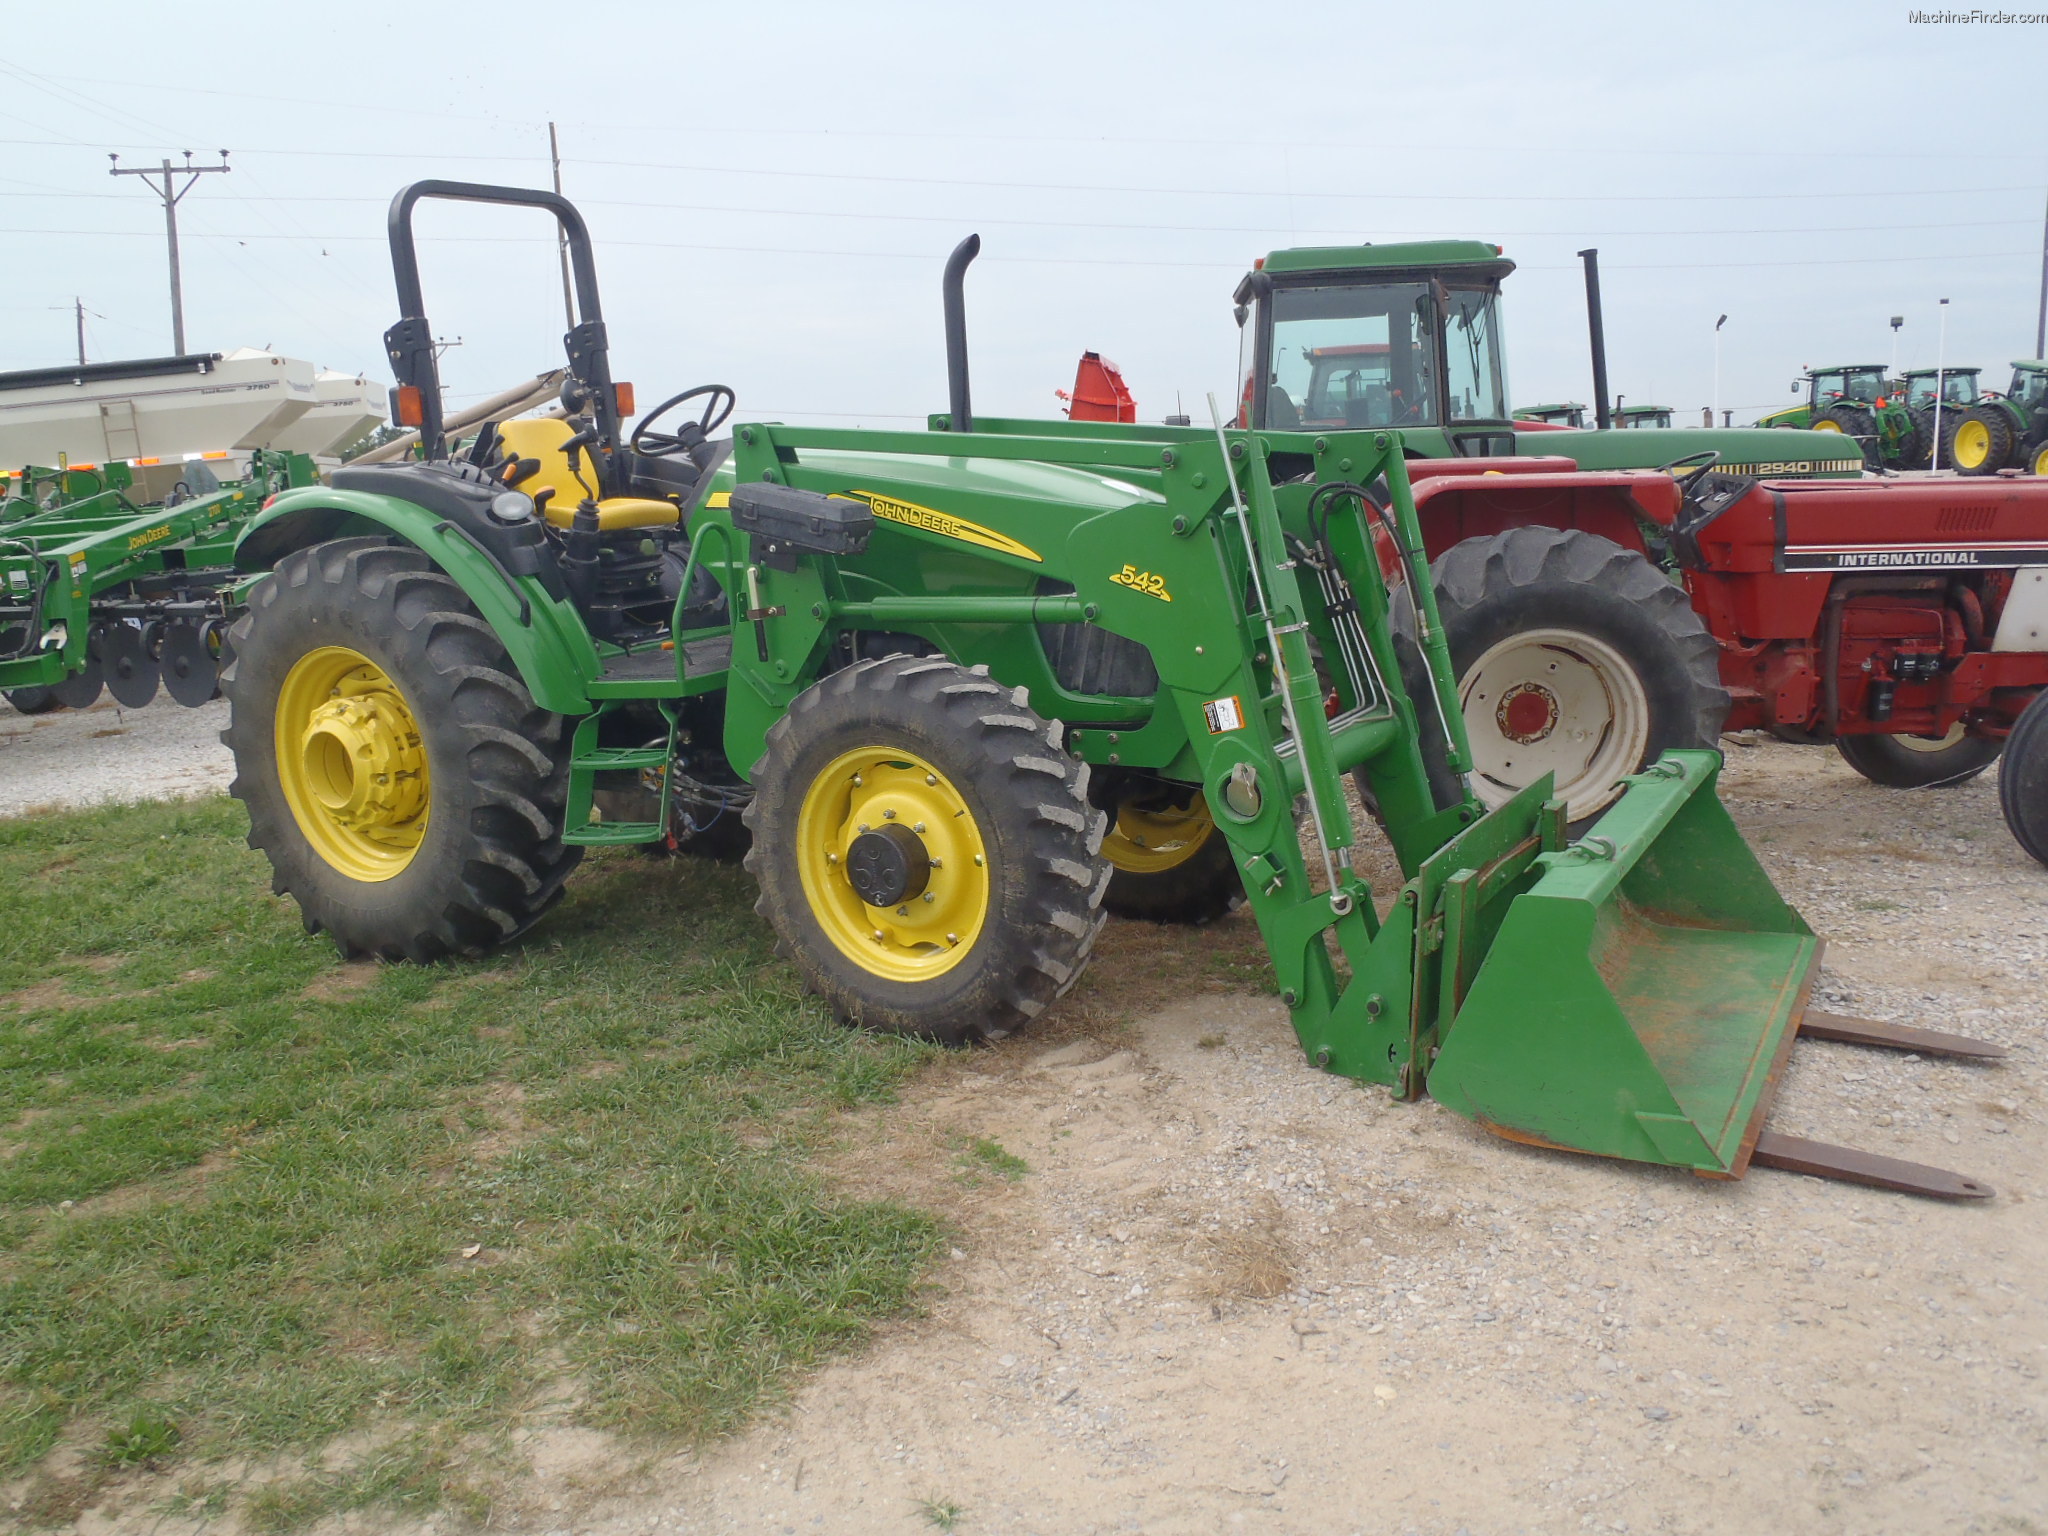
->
<box><xmin>572</xmin><ymin>745</ymin><xmax>669</xmax><ymax>772</ymax></box>
<box><xmin>563</xmin><ymin>819</ymin><xmax>664</xmax><ymax>846</ymax></box>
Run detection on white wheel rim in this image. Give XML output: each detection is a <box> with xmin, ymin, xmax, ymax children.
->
<box><xmin>1892</xmin><ymin>724</ymin><xmax>1967</xmax><ymax>755</ymax></box>
<box><xmin>1460</xmin><ymin>627</ymin><xmax>1651</xmax><ymax>820</ymax></box>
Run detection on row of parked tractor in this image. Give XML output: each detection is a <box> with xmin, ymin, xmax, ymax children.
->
<box><xmin>1514</xmin><ymin>359</ymin><xmax>2048</xmax><ymax>475</ymax></box>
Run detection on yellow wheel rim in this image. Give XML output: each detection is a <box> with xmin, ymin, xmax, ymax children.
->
<box><xmin>274</xmin><ymin>645</ymin><xmax>430</xmax><ymax>882</ymax></box>
<box><xmin>1103</xmin><ymin>793</ymin><xmax>1216</xmax><ymax>875</ymax></box>
<box><xmin>1811</xmin><ymin>418</ymin><xmax>1844</xmax><ymax>433</ymax></box>
<box><xmin>1953</xmin><ymin>418</ymin><xmax>1991</xmax><ymax>468</ymax></box>
<box><xmin>796</xmin><ymin>746</ymin><xmax>989</xmax><ymax>982</ymax></box>
<box><xmin>2030</xmin><ymin>444</ymin><xmax>2048</xmax><ymax>477</ymax></box>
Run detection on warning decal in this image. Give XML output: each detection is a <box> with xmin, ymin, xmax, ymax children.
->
<box><xmin>1203</xmin><ymin>695</ymin><xmax>1246</xmax><ymax>734</ymax></box>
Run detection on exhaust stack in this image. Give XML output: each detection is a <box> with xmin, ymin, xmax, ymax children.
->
<box><xmin>943</xmin><ymin>234</ymin><xmax>980</xmax><ymax>433</ymax></box>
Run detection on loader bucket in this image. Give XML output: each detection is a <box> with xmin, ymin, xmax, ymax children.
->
<box><xmin>1427</xmin><ymin>751</ymin><xmax>1820</xmax><ymax>1177</ymax></box>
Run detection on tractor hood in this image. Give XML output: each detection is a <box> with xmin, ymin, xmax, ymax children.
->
<box><xmin>1520</xmin><ymin>425</ymin><xmax>1864</xmax><ymax>478</ymax></box>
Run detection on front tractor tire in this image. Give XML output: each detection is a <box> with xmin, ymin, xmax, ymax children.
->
<box><xmin>744</xmin><ymin>655</ymin><xmax>1109</xmax><ymax>1045</ymax></box>
<box><xmin>1835</xmin><ymin>728</ymin><xmax>2002</xmax><ymax>789</ymax></box>
<box><xmin>222</xmin><ymin>538</ymin><xmax>582</xmax><ymax>961</ymax></box>
<box><xmin>1428</xmin><ymin>528</ymin><xmax>1728</xmax><ymax>827</ymax></box>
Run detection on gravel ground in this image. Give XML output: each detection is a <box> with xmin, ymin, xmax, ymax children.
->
<box><xmin>0</xmin><ymin>695</ymin><xmax>233</xmax><ymax>815</ymax></box>
<box><xmin>10</xmin><ymin>726</ymin><xmax>2043</xmax><ymax>1535</ymax></box>
<box><xmin>491</xmin><ymin>741</ymin><xmax>2045</xmax><ymax>1536</ymax></box>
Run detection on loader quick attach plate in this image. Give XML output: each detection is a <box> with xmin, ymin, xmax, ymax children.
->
<box><xmin>1422</xmin><ymin>752</ymin><xmax>1999</xmax><ymax>1199</ymax></box>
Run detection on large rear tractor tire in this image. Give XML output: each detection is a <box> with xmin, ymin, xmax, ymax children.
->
<box><xmin>1101</xmin><ymin>785</ymin><xmax>1243</xmax><ymax>925</ymax></box>
<box><xmin>1814</xmin><ymin>405</ymin><xmax>1878</xmax><ymax>468</ymax></box>
<box><xmin>1426</xmin><ymin>528</ymin><xmax>1728</xmax><ymax>828</ymax></box>
<box><xmin>1946</xmin><ymin>408</ymin><xmax>2015</xmax><ymax>477</ymax></box>
<box><xmin>2000</xmin><ymin>691</ymin><xmax>2048</xmax><ymax>869</ymax></box>
<box><xmin>1835</xmin><ymin>727</ymin><xmax>2002</xmax><ymax>789</ymax></box>
<box><xmin>744</xmin><ymin>655</ymin><xmax>1109</xmax><ymax>1045</ymax></box>
<box><xmin>222</xmin><ymin>537</ymin><xmax>582</xmax><ymax>961</ymax></box>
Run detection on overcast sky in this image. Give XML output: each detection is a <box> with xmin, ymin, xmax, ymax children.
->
<box><xmin>4</xmin><ymin>1</ymin><xmax>2044</xmax><ymax>431</ymax></box>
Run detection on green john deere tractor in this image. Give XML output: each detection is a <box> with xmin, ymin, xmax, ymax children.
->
<box><xmin>1511</xmin><ymin>402</ymin><xmax>1587</xmax><ymax>427</ymax></box>
<box><xmin>1614</xmin><ymin>404</ymin><xmax>1674</xmax><ymax>429</ymax></box>
<box><xmin>1938</xmin><ymin>359</ymin><xmax>2048</xmax><ymax>475</ymax></box>
<box><xmin>1896</xmin><ymin>366</ymin><xmax>1979</xmax><ymax>469</ymax></box>
<box><xmin>1759</xmin><ymin>364</ymin><xmax>1926</xmax><ymax>470</ymax></box>
<box><xmin>1232</xmin><ymin>244</ymin><xmax>1862</xmax><ymax>478</ymax></box>
<box><xmin>221</xmin><ymin>182</ymin><xmax>2001</xmax><ymax>1204</ymax></box>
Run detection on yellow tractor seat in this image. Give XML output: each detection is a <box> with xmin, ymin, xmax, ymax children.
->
<box><xmin>491</xmin><ymin>417</ymin><xmax>680</xmax><ymax>532</ymax></box>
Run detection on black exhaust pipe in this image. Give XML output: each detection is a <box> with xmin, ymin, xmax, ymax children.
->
<box><xmin>943</xmin><ymin>234</ymin><xmax>981</xmax><ymax>433</ymax></box>
<box><xmin>1578</xmin><ymin>247</ymin><xmax>1612</xmax><ymax>431</ymax></box>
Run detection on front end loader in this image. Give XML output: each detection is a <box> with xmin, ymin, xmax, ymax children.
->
<box><xmin>222</xmin><ymin>182</ymin><xmax>2005</xmax><ymax>1204</ymax></box>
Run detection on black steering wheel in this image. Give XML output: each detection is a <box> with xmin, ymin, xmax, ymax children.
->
<box><xmin>1658</xmin><ymin>448</ymin><xmax>1722</xmax><ymax>499</ymax></box>
<box><xmin>629</xmin><ymin>385</ymin><xmax>736</xmax><ymax>457</ymax></box>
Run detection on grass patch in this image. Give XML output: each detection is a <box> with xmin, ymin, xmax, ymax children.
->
<box><xmin>0</xmin><ymin>797</ymin><xmax>943</xmax><ymax>1524</ymax></box>
<box><xmin>953</xmin><ymin>1136</ymin><xmax>1027</xmax><ymax>1184</ymax></box>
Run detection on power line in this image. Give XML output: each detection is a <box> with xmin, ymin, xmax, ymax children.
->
<box><xmin>0</xmin><ymin>224</ymin><xmax>2033</xmax><ymax>274</ymax></box>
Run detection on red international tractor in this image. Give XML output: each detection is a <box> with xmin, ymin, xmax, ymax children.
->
<box><xmin>1377</xmin><ymin>456</ymin><xmax>2048</xmax><ymax>868</ymax></box>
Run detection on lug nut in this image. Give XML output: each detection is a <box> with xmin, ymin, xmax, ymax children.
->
<box><xmin>922</xmin><ymin>891</ymin><xmax>935</xmax><ymax>903</ymax></box>
<box><xmin>913</xmin><ymin>822</ymin><xmax>926</xmax><ymax>834</ymax></box>
<box><xmin>925</xmin><ymin>774</ymin><xmax>937</xmax><ymax>786</ymax></box>
<box><xmin>883</xmin><ymin>808</ymin><xmax>896</xmax><ymax>819</ymax></box>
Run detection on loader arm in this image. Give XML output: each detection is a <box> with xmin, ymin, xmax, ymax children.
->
<box><xmin>710</xmin><ymin>420</ymin><xmax>2001</xmax><ymax>1199</ymax></box>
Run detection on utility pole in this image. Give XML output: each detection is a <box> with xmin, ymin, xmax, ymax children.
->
<box><xmin>109</xmin><ymin>150</ymin><xmax>231</xmax><ymax>355</ymax></box>
<box><xmin>74</xmin><ymin>299</ymin><xmax>85</xmax><ymax>366</ymax></box>
<box><xmin>1890</xmin><ymin>315</ymin><xmax>1905</xmax><ymax>378</ymax></box>
<box><xmin>549</xmin><ymin>122</ymin><xmax>574</xmax><ymax>331</ymax></box>
<box><xmin>2037</xmin><ymin>190</ymin><xmax>2048</xmax><ymax>359</ymax></box>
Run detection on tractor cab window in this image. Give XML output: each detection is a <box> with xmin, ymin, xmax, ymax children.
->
<box><xmin>1905</xmin><ymin>372</ymin><xmax>1979</xmax><ymax>408</ymax></box>
<box><xmin>1813</xmin><ymin>369</ymin><xmax>1883</xmax><ymax>405</ymax></box>
<box><xmin>2011</xmin><ymin>369</ymin><xmax>2048</xmax><ymax>408</ymax></box>
<box><xmin>1266</xmin><ymin>282</ymin><xmax>1436</xmax><ymax>429</ymax></box>
<box><xmin>1442</xmin><ymin>287</ymin><xmax>1508</xmax><ymax>422</ymax></box>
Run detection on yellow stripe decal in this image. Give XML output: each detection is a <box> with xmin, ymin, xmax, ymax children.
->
<box><xmin>843</xmin><ymin>489</ymin><xmax>1042</xmax><ymax>563</ymax></box>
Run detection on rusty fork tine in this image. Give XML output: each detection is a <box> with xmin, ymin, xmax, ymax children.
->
<box><xmin>1799</xmin><ymin>1011</ymin><xmax>2007</xmax><ymax>1060</ymax></box>
<box><xmin>1750</xmin><ymin>1132</ymin><xmax>1994</xmax><ymax>1199</ymax></box>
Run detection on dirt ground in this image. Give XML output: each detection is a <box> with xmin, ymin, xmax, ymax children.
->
<box><xmin>22</xmin><ymin>725</ymin><xmax>2047</xmax><ymax>1535</ymax></box>
<box><xmin>487</xmin><ymin>740</ymin><xmax>2046</xmax><ymax>1536</ymax></box>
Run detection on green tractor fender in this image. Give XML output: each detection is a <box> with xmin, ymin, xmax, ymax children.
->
<box><xmin>232</xmin><ymin>484</ymin><xmax>602</xmax><ymax>716</ymax></box>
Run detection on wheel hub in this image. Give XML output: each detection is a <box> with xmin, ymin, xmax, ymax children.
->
<box><xmin>275</xmin><ymin>645</ymin><xmax>431</xmax><ymax>882</ymax></box>
<box><xmin>845</xmin><ymin>822</ymin><xmax>931</xmax><ymax>907</ymax></box>
<box><xmin>1497</xmin><ymin>681</ymin><xmax>1560</xmax><ymax>744</ymax></box>
<box><xmin>300</xmin><ymin>689</ymin><xmax>428</xmax><ymax>834</ymax></box>
<box><xmin>797</xmin><ymin>747</ymin><xmax>990</xmax><ymax>981</ymax></box>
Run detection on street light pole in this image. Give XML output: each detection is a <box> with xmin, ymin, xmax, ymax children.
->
<box><xmin>1713</xmin><ymin>314</ymin><xmax>1727</xmax><ymax>423</ymax></box>
<box><xmin>1889</xmin><ymin>315</ymin><xmax>1905</xmax><ymax>379</ymax></box>
<box><xmin>1933</xmin><ymin>298</ymin><xmax>1951</xmax><ymax>472</ymax></box>
<box><xmin>108</xmin><ymin>150</ymin><xmax>231</xmax><ymax>355</ymax></box>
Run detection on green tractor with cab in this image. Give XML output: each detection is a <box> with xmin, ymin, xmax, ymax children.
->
<box><xmin>1511</xmin><ymin>402</ymin><xmax>1588</xmax><ymax>428</ymax></box>
<box><xmin>1760</xmin><ymin>364</ymin><xmax>1927</xmax><ymax>470</ymax></box>
<box><xmin>1939</xmin><ymin>359</ymin><xmax>2048</xmax><ymax>475</ymax></box>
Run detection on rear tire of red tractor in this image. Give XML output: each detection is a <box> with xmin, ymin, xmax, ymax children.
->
<box><xmin>1835</xmin><ymin>729</ymin><xmax>2002</xmax><ymax>789</ymax></box>
<box><xmin>2000</xmin><ymin>692</ymin><xmax>2048</xmax><ymax>868</ymax></box>
<box><xmin>1945</xmin><ymin>408</ymin><xmax>2016</xmax><ymax>477</ymax></box>
<box><xmin>1427</xmin><ymin>528</ymin><xmax>1728</xmax><ymax>829</ymax></box>
<box><xmin>222</xmin><ymin>537</ymin><xmax>583</xmax><ymax>961</ymax></box>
